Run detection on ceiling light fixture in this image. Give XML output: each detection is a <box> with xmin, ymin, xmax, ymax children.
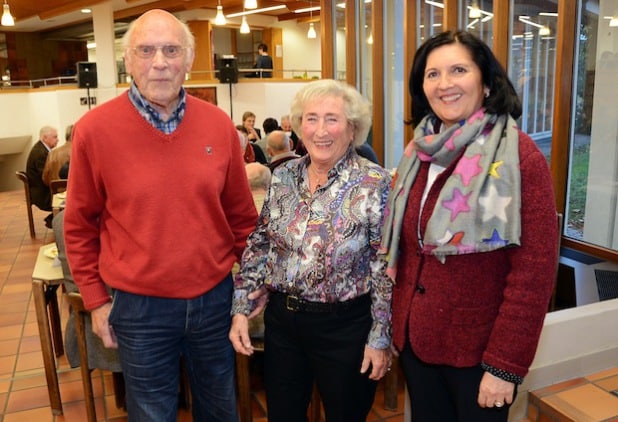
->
<box><xmin>244</xmin><ymin>0</ymin><xmax>258</xmax><ymax>9</ymax></box>
<box><xmin>294</xmin><ymin>6</ymin><xmax>321</xmax><ymax>14</ymax></box>
<box><xmin>240</xmin><ymin>15</ymin><xmax>250</xmax><ymax>34</ymax></box>
<box><xmin>307</xmin><ymin>2</ymin><xmax>316</xmax><ymax>39</ymax></box>
<box><xmin>610</xmin><ymin>16</ymin><xmax>618</xmax><ymax>27</ymax></box>
<box><xmin>1</xmin><ymin>0</ymin><xmax>15</xmax><ymax>27</ymax></box>
<box><xmin>226</xmin><ymin>5</ymin><xmax>286</xmax><ymax>18</ymax></box>
<box><xmin>468</xmin><ymin>1</ymin><xmax>481</xmax><ymax>19</ymax></box>
<box><xmin>214</xmin><ymin>0</ymin><xmax>226</xmax><ymax>25</ymax></box>
<box><xmin>307</xmin><ymin>23</ymin><xmax>317</xmax><ymax>39</ymax></box>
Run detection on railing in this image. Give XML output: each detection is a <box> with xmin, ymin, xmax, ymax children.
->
<box><xmin>188</xmin><ymin>68</ymin><xmax>322</xmax><ymax>81</ymax></box>
<box><xmin>0</xmin><ymin>68</ymin><xmax>323</xmax><ymax>90</ymax></box>
<box><xmin>1</xmin><ymin>76</ymin><xmax>78</xmax><ymax>89</ymax></box>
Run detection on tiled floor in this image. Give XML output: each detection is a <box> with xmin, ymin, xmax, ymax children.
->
<box><xmin>527</xmin><ymin>367</ymin><xmax>618</xmax><ymax>422</ymax></box>
<box><xmin>0</xmin><ymin>188</ymin><xmax>405</xmax><ymax>421</ymax></box>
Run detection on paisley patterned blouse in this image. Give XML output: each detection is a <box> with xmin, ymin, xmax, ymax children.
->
<box><xmin>232</xmin><ymin>146</ymin><xmax>393</xmax><ymax>349</ymax></box>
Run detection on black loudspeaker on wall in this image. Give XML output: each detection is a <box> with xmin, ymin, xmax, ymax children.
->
<box><xmin>77</xmin><ymin>62</ymin><xmax>98</xmax><ymax>89</ymax></box>
<box><xmin>218</xmin><ymin>57</ymin><xmax>238</xmax><ymax>84</ymax></box>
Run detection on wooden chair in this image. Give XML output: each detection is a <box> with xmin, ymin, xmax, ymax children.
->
<box><xmin>15</xmin><ymin>171</ymin><xmax>36</xmax><ymax>238</ymax></box>
<box><xmin>49</xmin><ymin>178</ymin><xmax>68</xmax><ymax>195</ymax></box>
<box><xmin>65</xmin><ymin>292</ymin><xmax>121</xmax><ymax>422</ymax></box>
<box><xmin>64</xmin><ymin>292</ymin><xmax>192</xmax><ymax>422</ymax></box>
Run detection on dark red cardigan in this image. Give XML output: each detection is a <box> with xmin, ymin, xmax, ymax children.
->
<box><xmin>393</xmin><ymin>130</ymin><xmax>558</xmax><ymax>379</ymax></box>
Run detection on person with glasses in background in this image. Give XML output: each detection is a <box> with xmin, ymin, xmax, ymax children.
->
<box><xmin>63</xmin><ymin>9</ymin><xmax>257</xmax><ymax>421</ymax></box>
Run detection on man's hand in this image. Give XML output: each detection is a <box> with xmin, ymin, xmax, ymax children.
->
<box><xmin>90</xmin><ymin>302</ymin><xmax>118</xmax><ymax>348</ymax></box>
<box><xmin>229</xmin><ymin>314</ymin><xmax>255</xmax><ymax>356</ymax></box>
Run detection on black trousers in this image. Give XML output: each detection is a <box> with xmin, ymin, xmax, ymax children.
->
<box><xmin>399</xmin><ymin>343</ymin><xmax>514</xmax><ymax>422</ymax></box>
<box><xmin>263</xmin><ymin>293</ymin><xmax>377</xmax><ymax>422</ymax></box>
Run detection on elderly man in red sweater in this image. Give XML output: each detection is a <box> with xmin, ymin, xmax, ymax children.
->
<box><xmin>64</xmin><ymin>9</ymin><xmax>257</xmax><ymax>421</ymax></box>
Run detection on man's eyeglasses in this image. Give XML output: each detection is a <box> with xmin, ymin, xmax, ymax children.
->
<box><xmin>131</xmin><ymin>45</ymin><xmax>187</xmax><ymax>59</ymax></box>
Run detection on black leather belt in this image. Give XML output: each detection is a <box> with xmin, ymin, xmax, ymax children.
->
<box><xmin>272</xmin><ymin>291</ymin><xmax>370</xmax><ymax>313</ymax></box>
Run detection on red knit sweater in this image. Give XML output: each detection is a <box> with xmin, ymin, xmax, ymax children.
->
<box><xmin>393</xmin><ymin>131</ymin><xmax>558</xmax><ymax>378</ymax></box>
<box><xmin>64</xmin><ymin>93</ymin><xmax>258</xmax><ymax>310</ymax></box>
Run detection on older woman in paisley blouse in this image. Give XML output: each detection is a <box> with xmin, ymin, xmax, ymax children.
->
<box><xmin>229</xmin><ymin>79</ymin><xmax>393</xmax><ymax>422</ymax></box>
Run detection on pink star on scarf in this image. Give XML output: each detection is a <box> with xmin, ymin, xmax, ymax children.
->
<box><xmin>442</xmin><ymin>188</ymin><xmax>472</xmax><ymax>221</ymax></box>
<box><xmin>453</xmin><ymin>154</ymin><xmax>482</xmax><ymax>186</ymax></box>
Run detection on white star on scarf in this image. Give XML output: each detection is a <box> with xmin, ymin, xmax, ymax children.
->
<box><xmin>479</xmin><ymin>184</ymin><xmax>512</xmax><ymax>222</ymax></box>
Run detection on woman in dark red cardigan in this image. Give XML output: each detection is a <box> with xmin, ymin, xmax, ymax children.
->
<box><xmin>380</xmin><ymin>30</ymin><xmax>558</xmax><ymax>421</ymax></box>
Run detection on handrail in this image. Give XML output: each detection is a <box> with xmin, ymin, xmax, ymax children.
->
<box><xmin>1</xmin><ymin>69</ymin><xmax>323</xmax><ymax>90</ymax></box>
<box><xmin>1</xmin><ymin>76</ymin><xmax>78</xmax><ymax>89</ymax></box>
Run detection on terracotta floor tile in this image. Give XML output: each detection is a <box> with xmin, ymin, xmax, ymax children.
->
<box><xmin>22</xmin><ymin>320</ymin><xmax>39</xmax><ymax>337</ymax></box>
<box><xmin>19</xmin><ymin>334</ymin><xmax>42</xmax><ymax>354</ymax></box>
<box><xmin>10</xmin><ymin>372</ymin><xmax>48</xmax><ymax>391</ymax></box>
<box><xmin>0</xmin><ymin>379</ymin><xmax>10</xmax><ymax>394</ymax></box>
<box><xmin>54</xmin><ymin>399</ymin><xmax>90</xmax><ymax>422</ymax></box>
<box><xmin>0</xmin><ymin>324</ymin><xmax>24</xmax><ymax>341</ymax></box>
<box><xmin>14</xmin><ymin>349</ymin><xmax>44</xmax><ymax>372</ymax></box>
<box><xmin>104</xmin><ymin>394</ymin><xmax>128</xmax><ymax>419</ymax></box>
<box><xmin>0</xmin><ymin>300</ymin><xmax>29</xmax><ymax>314</ymax></box>
<box><xmin>543</xmin><ymin>383</ymin><xmax>618</xmax><ymax>421</ymax></box>
<box><xmin>5</xmin><ymin>384</ymin><xmax>52</xmax><ymax>413</ymax></box>
<box><xmin>587</xmin><ymin>367</ymin><xmax>618</xmax><ymax>381</ymax></box>
<box><xmin>2</xmin><ymin>406</ymin><xmax>55</xmax><ymax>422</ymax></box>
<box><xmin>596</xmin><ymin>375</ymin><xmax>618</xmax><ymax>392</ymax></box>
<box><xmin>0</xmin><ymin>337</ymin><xmax>20</xmax><ymax>357</ymax></box>
<box><xmin>0</xmin><ymin>354</ymin><xmax>16</xmax><ymax>376</ymax></box>
<box><xmin>0</xmin><ymin>312</ymin><xmax>26</xmax><ymax>327</ymax></box>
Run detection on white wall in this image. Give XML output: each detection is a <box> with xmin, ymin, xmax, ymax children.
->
<box><xmin>0</xmin><ymin>81</ymin><xmax>309</xmax><ymax>191</ymax></box>
<box><xmin>507</xmin><ymin>299</ymin><xmax>618</xmax><ymax>421</ymax></box>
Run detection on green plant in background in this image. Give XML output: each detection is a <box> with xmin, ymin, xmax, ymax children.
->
<box><xmin>567</xmin><ymin>143</ymin><xmax>589</xmax><ymax>239</ymax></box>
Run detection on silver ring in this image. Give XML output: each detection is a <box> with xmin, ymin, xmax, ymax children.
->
<box><xmin>494</xmin><ymin>401</ymin><xmax>504</xmax><ymax>408</ymax></box>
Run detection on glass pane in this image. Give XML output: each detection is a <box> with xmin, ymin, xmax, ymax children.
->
<box><xmin>459</xmin><ymin>0</ymin><xmax>494</xmax><ymax>45</ymax></box>
<box><xmin>335</xmin><ymin>2</ymin><xmax>347</xmax><ymax>81</ymax></box>
<box><xmin>509</xmin><ymin>1</ymin><xmax>557</xmax><ymax>163</ymax></box>
<box><xmin>418</xmin><ymin>0</ymin><xmax>444</xmax><ymax>44</ymax></box>
<box><xmin>359</xmin><ymin>0</ymin><xmax>373</xmax><ymax>99</ymax></box>
<box><xmin>566</xmin><ymin>0</ymin><xmax>618</xmax><ymax>248</ymax></box>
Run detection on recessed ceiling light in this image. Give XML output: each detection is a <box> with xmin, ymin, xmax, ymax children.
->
<box><xmin>81</xmin><ymin>8</ymin><xmax>92</xmax><ymax>14</ymax></box>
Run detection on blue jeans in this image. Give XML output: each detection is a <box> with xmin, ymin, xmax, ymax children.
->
<box><xmin>109</xmin><ymin>276</ymin><xmax>239</xmax><ymax>422</ymax></box>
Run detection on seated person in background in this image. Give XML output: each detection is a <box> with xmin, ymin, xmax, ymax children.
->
<box><xmin>237</xmin><ymin>125</ymin><xmax>268</xmax><ymax>165</ymax></box>
<box><xmin>52</xmin><ymin>209</ymin><xmax>122</xmax><ymax>374</ymax></box>
<box><xmin>240</xmin><ymin>162</ymin><xmax>271</xmax><ymax>338</ymax></box>
<box><xmin>242</xmin><ymin>111</ymin><xmax>261</xmax><ymax>143</ymax></box>
<box><xmin>280</xmin><ymin>114</ymin><xmax>300</xmax><ymax>151</ymax></box>
<box><xmin>254</xmin><ymin>43</ymin><xmax>273</xmax><ymax>78</ymax></box>
<box><xmin>356</xmin><ymin>142</ymin><xmax>380</xmax><ymax>164</ymax></box>
<box><xmin>27</xmin><ymin>125</ymin><xmax>59</xmax><ymax>228</ymax></box>
<box><xmin>245</xmin><ymin>162</ymin><xmax>271</xmax><ymax>214</ymax></box>
<box><xmin>43</xmin><ymin>124</ymin><xmax>74</xmax><ymax>185</ymax></box>
<box><xmin>256</xmin><ymin>117</ymin><xmax>279</xmax><ymax>159</ymax></box>
<box><xmin>266</xmin><ymin>130</ymin><xmax>299</xmax><ymax>172</ymax></box>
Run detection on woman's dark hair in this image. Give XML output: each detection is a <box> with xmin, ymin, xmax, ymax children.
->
<box><xmin>409</xmin><ymin>30</ymin><xmax>521</xmax><ymax>127</ymax></box>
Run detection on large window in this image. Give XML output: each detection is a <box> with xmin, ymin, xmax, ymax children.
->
<box><xmin>509</xmin><ymin>1</ymin><xmax>557</xmax><ymax>163</ymax></box>
<box><xmin>566</xmin><ymin>0</ymin><xmax>618</xmax><ymax>248</ymax></box>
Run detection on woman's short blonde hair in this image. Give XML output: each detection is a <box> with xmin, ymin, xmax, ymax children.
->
<box><xmin>289</xmin><ymin>79</ymin><xmax>372</xmax><ymax>147</ymax></box>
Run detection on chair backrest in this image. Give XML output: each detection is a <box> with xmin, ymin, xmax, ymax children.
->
<box><xmin>15</xmin><ymin>171</ymin><xmax>36</xmax><ymax>238</ymax></box>
<box><xmin>49</xmin><ymin>179</ymin><xmax>68</xmax><ymax>195</ymax></box>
